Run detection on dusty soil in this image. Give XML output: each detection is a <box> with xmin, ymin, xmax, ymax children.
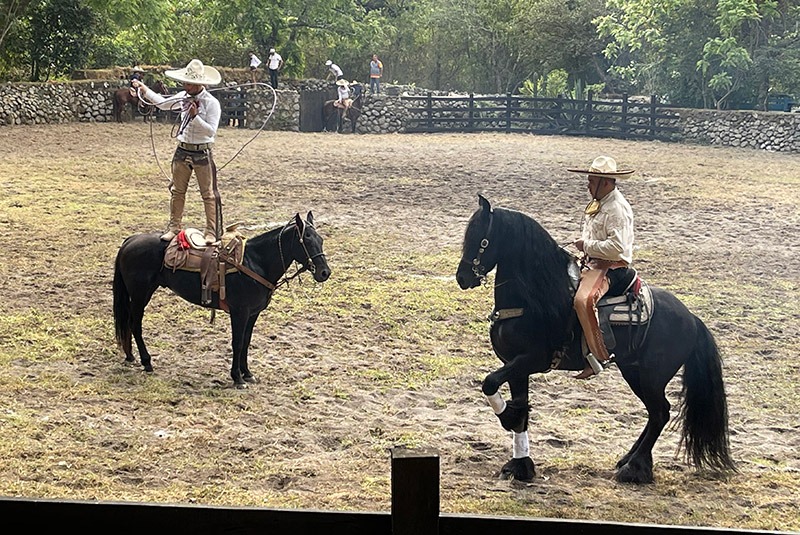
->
<box><xmin>0</xmin><ymin>123</ymin><xmax>798</xmax><ymax>532</ymax></box>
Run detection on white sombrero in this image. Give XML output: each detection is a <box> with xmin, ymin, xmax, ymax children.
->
<box><xmin>336</xmin><ymin>79</ymin><xmax>349</xmax><ymax>86</ymax></box>
<box><xmin>165</xmin><ymin>59</ymin><xmax>221</xmax><ymax>86</ymax></box>
<box><xmin>567</xmin><ymin>155</ymin><xmax>635</xmax><ymax>178</ymax></box>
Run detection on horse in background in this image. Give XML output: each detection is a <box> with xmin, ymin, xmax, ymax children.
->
<box><xmin>455</xmin><ymin>194</ymin><xmax>734</xmax><ymax>484</ymax></box>
<box><xmin>323</xmin><ymin>93</ymin><xmax>363</xmax><ymax>133</ymax></box>
<box><xmin>113</xmin><ymin>80</ymin><xmax>169</xmax><ymax>123</ymax></box>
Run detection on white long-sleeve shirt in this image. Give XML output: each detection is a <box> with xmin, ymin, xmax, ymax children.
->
<box><xmin>580</xmin><ymin>187</ymin><xmax>634</xmax><ymax>264</ymax></box>
<box><xmin>140</xmin><ymin>86</ymin><xmax>221</xmax><ymax>144</ymax></box>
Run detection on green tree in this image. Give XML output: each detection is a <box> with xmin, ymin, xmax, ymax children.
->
<box><xmin>598</xmin><ymin>0</ymin><xmax>800</xmax><ymax>108</ymax></box>
<box><xmin>29</xmin><ymin>0</ymin><xmax>97</xmax><ymax>80</ymax></box>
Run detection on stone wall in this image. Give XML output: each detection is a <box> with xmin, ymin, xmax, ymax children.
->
<box><xmin>0</xmin><ymin>81</ymin><xmax>118</xmax><ymax>124</ymax></box>
<box><xmin>664</xmin><ymin>107</ymin><xmax>800</xmax><ymax>152</ymax></box>
<box><xmin>2</xmin><ymin>80</ymin><xmax>798</xmax><ymax>153</ymax></box>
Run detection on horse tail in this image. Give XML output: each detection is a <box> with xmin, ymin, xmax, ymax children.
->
<box><xmin>112</xmin><ymin>254</ymin><xmax>132</xmax><ymax>355</ymax></box>
<box><xmin>677</xmin><ymin>315</ymin><xmax>735</xmax><ymax>472</ymax></box>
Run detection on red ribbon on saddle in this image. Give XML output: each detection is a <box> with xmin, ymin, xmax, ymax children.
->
<box><xmin>176</xmin><ymin>230</ymin><xmax>191</xmax><ymax>250</ymax></box>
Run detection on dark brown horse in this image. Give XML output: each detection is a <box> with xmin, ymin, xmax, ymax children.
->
<box><xmin>113</xmin><ymin>80</ymin><xmax>168</xmax><ymax>123</ymax></box>
<box><xmin>323</xmin><ymin>93</ymin><xmax>363</xmax><ymax>133</ymax></box>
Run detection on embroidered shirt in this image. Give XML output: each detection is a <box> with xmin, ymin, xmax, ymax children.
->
<box><xmin>580</xmin><ymin>187</ymin><xmax>634</xmax><ymax>264</ymax></box>
<box><xmin>143</xmin><ymin>87</ymin><xmax>221</xmax><ymax>145</ymax></box>
<box><xmin>337</xmin><ymin>85</ymin><xmax>350</xmax><ymax>101</ymax></box>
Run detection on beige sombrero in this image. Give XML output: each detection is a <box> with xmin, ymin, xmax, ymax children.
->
<box><xmin>336</xmin><ymin>79</ymin><xmax>349</xmax><ymax>86</ymax></box>
<box><xmin>165</xmin><ymin>59</ymin><xmax>221</xmax><ymax>86</ymax></box>
<box><xmin>567</xmin><ymin>155</ymin><xmax>635</xmax><ymax>178</ymax></box>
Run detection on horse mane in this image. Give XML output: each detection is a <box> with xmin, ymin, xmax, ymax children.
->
<box><xmin>246</xmin><ymin>224</ymin><xmax>287</xmax><ymax>248</ymax></box>
<box><xmin>493</xmin><ymin>207</ymin><xmax>575</xmax><ymax>344</ymax></box>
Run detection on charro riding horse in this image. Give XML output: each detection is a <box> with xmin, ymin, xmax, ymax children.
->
<box><xmin>113</xmin><ymin>80</ymin><xmax>168</xmax><ymax>123</ymax></box>
<box><xmin>323</xmin><ymin>93</ymin><xmax>363</xmax><ymax>133</ymax></box>
<box><xmin>113</xmin><ymin>213</ymin><xmax>331</xmax><ymax>388</ymax></box>
<box><xmin>456</xmin><ymin>195</ymin><xmax>734</xmax><ymax>484</ymax></box>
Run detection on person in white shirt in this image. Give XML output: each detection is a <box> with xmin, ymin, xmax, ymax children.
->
<box><xmin>325</xmin><ymin>60</ymin><xmax>344</xmax><ymax>81</ymax></box>
<box><xmin>266</xmin><ymin>48</ymin><xmax>283</xmax><ymax>88</ymax></box>
<box><xmin>567</xmin><ymin>155</ymin><xmax>636</xmax><ymax>379</ymax></box>
<box><xmin>333</xmin><ymin>79</ymin><xmax>352</xmax><ymax>110</ymax></box>
<box><xmin>248</xmin><ymin>51</ymin><xmax>261</xmax><ymax>84</ymax></box>
<box><xmin>132</xmin><ymin>59</ymin><xmax>223</xmax><ymax>244</ymax></box>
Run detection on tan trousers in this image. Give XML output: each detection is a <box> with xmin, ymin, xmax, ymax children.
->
<box><xmin>574</xmin><ymin>260</ymin><xmax>627</xmax><ymax>362</ymax></box>
<box><xmin>167</xmin><ymin>150</ymin><xmax>218</xmax><ymax>237</ymax></box>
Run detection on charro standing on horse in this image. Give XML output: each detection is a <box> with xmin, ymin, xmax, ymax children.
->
<box><xmin>569</xmin><ymin>155</ymin><xmax>637</xmax><ymax>379</ymax></box>
<box><xmin>132</xmin><ymin>59</ymin><xmax>223</xmax><ymax>245</ymax></box>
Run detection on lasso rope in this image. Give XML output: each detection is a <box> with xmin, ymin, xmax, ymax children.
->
<box><xmin>137</xmin><ymin>82</ymin><xmax>278</xmax><ymax>182</ymax></box>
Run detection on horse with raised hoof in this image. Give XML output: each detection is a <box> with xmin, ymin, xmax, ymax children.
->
<box><xmin>113</xmin><ymin>213</ymin><xmax>331</xmax><ymax>388</ymax></box>
<box><xmin>456</xmin><ymin>194</ymin><xmax>734</xmax><ymax>484</ymax></box>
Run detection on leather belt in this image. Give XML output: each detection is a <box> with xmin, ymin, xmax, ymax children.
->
<box><xmin>178</xmin><ymin>142</ymin><xmax>213</xmax><ymax>151</ymax></box>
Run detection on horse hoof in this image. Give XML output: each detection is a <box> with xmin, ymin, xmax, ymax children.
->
<box><xmin>499</xmin><ymin>457</ymin><xmax>535</xmax><ymax>481</ymax></box>
<box><xmin>234</xmin><ymin>382</ymin><xmax>249</xmax><ymax>390</ymax></box>
<box><xmin>143</xmin><ymin>364</ymin><xmax>154</xmax><ymax>373</ymax></box>
<box><xmin>615</xmin><ymin>462</ymin><xmax>653</xmax><ymax>484</ymax></box>
<box><xmin>244</xmin><ymin>375</ymin><xmax>257</xmax><ymax>384</ymax></box>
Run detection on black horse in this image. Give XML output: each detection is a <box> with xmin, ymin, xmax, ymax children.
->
<box><xmin>113</xmin><ymin>213</ymin><xmax>331</xmax><ymax>387</ymax></box>
<box><xmin>323</xmin><ymin>93</ymin><xmax>363</xmax><ymax>133</ymax></box>
<box><xmin>455</xmin><ymin>195</ymin><xmax>734</xmax><ymax>484</ymax></box>
<box><xmin>113</xmin><ymin>80</ymin><xmax>168</xmax><ymax>123</ymax></box>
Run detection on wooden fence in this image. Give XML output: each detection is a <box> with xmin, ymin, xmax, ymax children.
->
<box><xmin>1</xmin><ymin>448</ymin><xmax>795</xmax><ymax>535</ymax></box>
<box><xmin>148</xmin><ymin>87</ymin><xmax>249</xmax><ymax>127</ymax></box>
<box><xmin>401</xmin><ymin>92</ymin><xmax>679</xmax><ymax>141</ymax></box>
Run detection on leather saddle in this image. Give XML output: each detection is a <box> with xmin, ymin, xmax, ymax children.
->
<box><xmin>163</xmin><ymin>228</ymin><xmax>246</xmax><ymax>306</ymax></box>
<box><xmin>594</xmin><ymin>279</ymin><xmax>654</xmax><ymax>352</ymax></box>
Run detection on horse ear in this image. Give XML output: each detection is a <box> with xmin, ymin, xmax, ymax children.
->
<box><xmin>478</xmin><ymin>194</ymin><xmax>491</xmax><ymax>212</ymax></box>
<box><xmin>306</xmin><ymin>211</ymin><xmax>314</xmax><ymax>226</ymax></box>
<box><xmin>294</xmin><ymin>213</ymin><xmax>304</xmax><ymax>232</ymax></box>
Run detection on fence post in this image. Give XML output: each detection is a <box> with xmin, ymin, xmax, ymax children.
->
<box><xmin>391</xmin><ymin>447</ymin><xmax>439</xmax><ymax>535</ymax></box>
<box><xmin>426</xmin><ymin>92</ymin><xmax>433</xmax><ymax>132</ymax></box>
<box><xmin>585</xmin><ymin>90</ymin><xmax>593</xmax><ymax>133</ymax></box>
<box><xmin>506</xmin><ymin>92</ymin><xmax>513</xmax><ymax>133</ymax></box>
<box><xmin>650</xmin><ymin>94</ymin><xmax>657</xmax><ymax>137</ymax></box>
<box><xmin>621</xmin><ymin>93</ymin><xmax>629</xmax><ymax>136</ymax></box>
<box><xmin>468</xmin><ymin>93</ymin><xmax>475</xmax><ymax>132</ymax></box>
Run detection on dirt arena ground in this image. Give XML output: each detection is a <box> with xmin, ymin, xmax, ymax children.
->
<box><xmin>0</xmin><ymin>123</ymin><xmax>797</xmax><ymax>532</ymax></box>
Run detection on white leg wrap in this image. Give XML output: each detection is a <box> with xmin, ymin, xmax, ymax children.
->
<box><xmin>512</xmin><ymin>431</ymin><xmax>530</xmax><ymax>459</ymax></box>
<box><xmin>486</xmin><ymin>392</ymin><xmax>506</xmax><ymax>415</ymax></box>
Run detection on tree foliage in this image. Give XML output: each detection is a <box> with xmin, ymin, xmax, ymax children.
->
<box><xmin>0</xmin><ymin>0</ymin><xmax>797</xmax><ymax>109</ymax></box>
<box><xmin>29</xmin><ymin>0</ymin><xmax>97</xmax><ymax>80</ymax></box>
<box><xmin>598</xmin><ymin>0</ymin><xmax>800</xmax><ymax>109</ymax></box>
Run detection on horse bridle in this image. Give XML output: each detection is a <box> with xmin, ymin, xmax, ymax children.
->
<box><xmin>277</xmin><ymin>217</ymin><xmax>326</xmax><ymax>282</ymax></box>
<box><xmin>466</xmin><ymin>208</ymin><xmax>494</xmax><ymax>284</ymax></box>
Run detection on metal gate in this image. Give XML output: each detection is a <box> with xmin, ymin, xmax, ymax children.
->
<box><xmin>299</xmin><ymin>90</ymin><xmax>333</xmax><ymax>132</ymax></box>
